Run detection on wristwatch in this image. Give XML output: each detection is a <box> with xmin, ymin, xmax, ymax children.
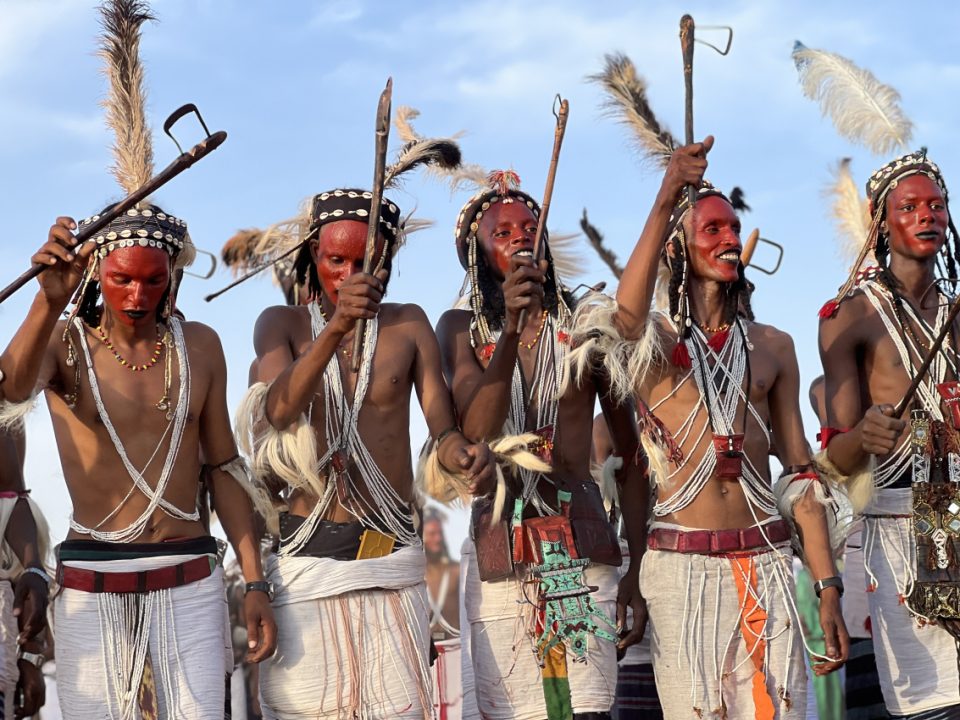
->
<box><xmin>813</xmin><ymin>575</ymin><xmax>844</xmax><ymax>598</ymax></box>
<box><xmin>245</xmin><ymin>580</ymin><xmax>274</xmax><ymax>602</ymax></box>
<box><xmin>17</xmin><ymin>649</ymin><xmax>45</xmax><ymax>668</ymax></box>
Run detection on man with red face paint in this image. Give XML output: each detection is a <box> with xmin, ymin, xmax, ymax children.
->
<box><xmin>571</xmin><ymin>139</ymin><xmax>847</xmax><ymax>718</ymax></box>
<box><xmin>819</xmin><ymin>150</ymin><xmax>960</xmax><ymax>719</ymax></box>
<box><xmin>437</xmin><ymin>171</ymin><xmax>646</xmax><ymax>720</ymax></box>
<box><xmin>0</xmin><ymin>204</ymin><xmax>277</xmax><ymax>718</ymax></box>
<box><xmin>236</xmin><ymin>188</ymin><xmax>495</xmax><ymax>719</ymax></box>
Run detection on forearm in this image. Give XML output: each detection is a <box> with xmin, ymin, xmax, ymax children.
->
<box><xmin>618</xmin><ymin>453</ymin><xmax>649</xmax><ymax>569</ymax></box>
<box><xmin>265</xmin><ymin>328</ymin><xmax>341</xmax><ymax>429</ymax></box>
<box><xmin>211</xmin><ymin>472</ymin><xmax>264</xmax><ymax>582</ymax></box>
<box><xmin>460</xmin><ymin>331</ymin><xmax>520</xmax><ymax>441</ymax></box>
<box><xmin>5</xmin><ymin>498</ymin><xmax>40</xmax><ymax>569</ymax></box>
<box><xmin>0</xmin><ymin>293</ymin><xmax>61</xmax><ymax>401</ymax></box>
<box><xmin>824</xmin><ymin>422</ymin><xmax>870</xmax><ymax>476</ymax></box>
<box><xmin>615</xmin><ymin>190</ymin><xmax>676</xmax><ymax>340</ymax></box>
<box><xmin>794</xmin><ymin>489</ymin><xmax>838</xmax><ymax>581</ymax></box>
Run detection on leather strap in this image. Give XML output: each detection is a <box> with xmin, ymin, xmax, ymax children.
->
<box><xmin>58</xmin><ymin>555</ymin><xmax>214</xmax><ymax>594</ymax></box>
<box><xmin>647</xmin><ymin>518</ymin><xmax>791</xmax><ymax>555</ymax></box>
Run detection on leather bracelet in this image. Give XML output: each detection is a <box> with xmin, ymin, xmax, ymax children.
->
<box><xmin>814</xmin><ymin>575</ymin><xmax>844</xmax><ymax>598</ymax></box>
<box><xmin>436</xmin><ymin>426</ymin><xmax>460</xmax><ymax>447</ymax></box>
<box><xmin>245</xmin><ymin>580</ymin><xmax>274</xmax><ymax>602</ymax></box>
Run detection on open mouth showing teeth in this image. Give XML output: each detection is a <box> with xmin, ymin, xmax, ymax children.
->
<box><xmin>513</xmin><ymin>249</ymin><xmax>534</xmax><ymax>258</ymax></box>
<box><xmin>717</xmin><ymin>251</ymin><xmax>740</xmax><ymax>262</ymax></box>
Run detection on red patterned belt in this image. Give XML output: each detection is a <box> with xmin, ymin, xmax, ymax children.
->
<box><xmin>58</xmin><ymin>555</ymin><xmax>214</xmax><ymax>594</ymax></box>
<box><xmin>647</xmin><ymin>518</ymin><xmax>791</xmax><ymax>555</ymax></box>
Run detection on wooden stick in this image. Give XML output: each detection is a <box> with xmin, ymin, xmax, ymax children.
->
<box><xmin>895</xmin><ymin>296</ymin><xmax>960</xmax><ymax>417</ymax></box>
<box><xmin>518</xmin><ymin>96</ymin><xmax>569</xmax><ymax>332</ymax></box>
<box><xmin>351</xmin><ymin>78</ymin><xmax>393</xmax><ymax>372</ymax></box>
<box><xmin>0</xmin><ymin>127</ymin><xmax>227</xmax><ymax>305</ymax></box>
<box><xmin>740</xmin><ymin>228</ymin><xmax>760</xmax><ymax>267</ymax></box>
<box><xmin>680</xmin><ymin>14</ymin><xmax>696</xmax><ymax>208</ymax></box>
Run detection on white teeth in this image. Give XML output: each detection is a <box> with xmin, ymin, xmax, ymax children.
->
<box><xmin>514</xmin><ymin>250</ymin><xmax>533</xmax><ymax>257</ymax></box>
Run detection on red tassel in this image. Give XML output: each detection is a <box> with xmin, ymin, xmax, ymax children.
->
<box><xmin>818</xmin><ymin>300</ymin><xmax>839</xmax><ymax>319</ymax></box>
<box><xmin>480</xmin><ymin>343</ymin><xmax>495</xmax><ymax>361</ymax></box>
<box><xmin>671</xmin><ymin>342</ymin><xmax>691</xmax><ymax>369</ymax></box>
<box><xmin>707</xmin><ymin>328</ymin><xmax>730</xmax><ymax>352</ymax></box>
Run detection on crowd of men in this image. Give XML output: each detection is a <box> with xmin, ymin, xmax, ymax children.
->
<box><xmin>2</xmin><ymin>2</ymin><xmax>960</xmax><ymax>720</ymax></box>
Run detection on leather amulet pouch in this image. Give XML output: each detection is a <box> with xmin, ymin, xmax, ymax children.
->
<box><xmin>713</xmin><ymin>434</ymin><xmax>745</xmax><ymax>479</ymax></box>
<box><xmin>569</xmin><ymin>481</ymin><xmax>622</xmax><ymax>567</ymax></box>
<box><xmin>522</xmin><ymin>514</ymin><xmax>579</xmax><ymax>565</ymax></box>
<box><xmin>471</xmin><ymin>496</ymin><xmax>514</xmax><ymax>581</ymax></box>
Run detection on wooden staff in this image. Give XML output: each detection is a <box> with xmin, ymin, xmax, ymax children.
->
<box><xmin>351</xmin><ymin>78</ymin><xmax>393</xmax><ymax>372</ymax></box>
<box><xmin>740</xmin><ymin>228</ymin><xmax>760</xmax><ymax>266</ymax></box>
<box><xmin>0</xmin><ymin>104</ymin><xmax>226</xmax><ymax>305</ymax></box>
<box><xmin>680</xmin><ymin>14</ymin><xmax>696</xmax><ymax>207</ymax></box>
<box><xmin>519</xmin><ymin>96</ymin><xmax>569</xmax><ymax>332</ymax></box>
<box><xmin>894</xmin><ymin>296</ymin><xmax>960</xmax><ymax>417</ymax></box>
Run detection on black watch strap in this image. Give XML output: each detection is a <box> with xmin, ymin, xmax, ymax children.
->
<box><xmin>814</xmin><ymin>575</ymin><xmax>844</xmax><ymax>598</ymax></box>
<box><xmin>245</xmin><ymin>580</ymin><xmax>274</xmax><ymax>601</ymax></box>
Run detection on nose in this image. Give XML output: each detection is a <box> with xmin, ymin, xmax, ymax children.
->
<box><xmin>130</xmin><ymin>282</ymin><xmax>146</xmax><ymax>305</ymax></box>
<box><xmin>917</xmin><ymin>204</ymin><xmax>935</xmax><ymax>225</ymax></box>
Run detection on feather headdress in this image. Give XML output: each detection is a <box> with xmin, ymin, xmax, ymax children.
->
<box><xmin>587</xmin><ymin>52</ymin><xmax>677</xmax><ymax>168</ymax></box>
<box><xmin>387</xmin><ymin>106</ymin><xmax>462</xmax><ymax>188</ymax></box>
<box><xmin>792</xmin><ymin>41</ymin><xmax>913</xmax><ymax>156</ymax></box>
<box><xmin>825</xmin><ymin>158</ymin><xmax>872</xmax><ymax>265</ymax></box>
<box><xmin>99</xmin><ymin>0</ymin><xmax>155</xmax><ymax>195</ymax></box>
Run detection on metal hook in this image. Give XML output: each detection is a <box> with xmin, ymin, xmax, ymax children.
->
<box><xmin>552</xmin><ymin>94</ymin><xmax>564</xmax><ymax>122</ymax></box>
<box><xmin>163</xmin><ymin>103</ymin><xmax>214</xmax><ymax>155</ymax></box>
<box><xmin>694</xmin><ymin>25</ymin><xmax>734</xmax><ymax>55</ymax></box>
<box><xmin>746</xmin><ymin>238</ymin><xmax>784</xmax><ymax>276</ymax></box>
<box><xmin>183</xmin><ymin>248</ymin><xmax>218</xmax><ymax>280</ymax></box>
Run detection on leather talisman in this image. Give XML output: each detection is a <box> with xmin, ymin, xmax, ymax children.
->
<box><xmin>937</xmin><ymin>381</ymin><xmax>960</xmax><ymax>430</ymax></box>
<box><xmin>713</xmin><ymin>433</ymin><xmax>744</xmax><ymax>479</ymax></box>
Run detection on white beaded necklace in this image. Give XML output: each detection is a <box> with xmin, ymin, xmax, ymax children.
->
<box><xmin>69</xmin><ymin>316</ymin><xmax>197</xmax><ymax>542</ymax></box>
<box><xmin>861</xmin><ymin>279</ymin><xmax>957</xmax><ymax>487</ymax></box>
<box><xmin>651</xmin><ymin>321</ymin><xmax>775</xmax><ymax>517</ymax></box>
<box><xmin>279</xmin><ymin>304</ymin><xmax>419</xmax><ymax>556</ymax></box>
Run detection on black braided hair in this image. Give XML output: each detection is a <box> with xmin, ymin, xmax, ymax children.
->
<box><xmin>475</xmin><ymin>241</ymin><xmax>572</xmax><ymax>332</ymax></box>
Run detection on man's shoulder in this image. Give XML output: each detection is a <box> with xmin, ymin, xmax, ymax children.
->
<box><xmin>745</xmin><ymin>320</ymin><xmax>794</xmax><ymax>353</ymax></box>
<box><xmin>179</xmin><ymin>319</ymin><xmax>224</xmax><ymax>353</ymax></box>
<box><xmin>436</xmin><ymin>307</ymin><xmax>472</xmax><ymax>331</ymax></box>
<box><xmin>381</xmin><ymin>302</ymin><xmax>430</xmax><ymax>324</ymax></box>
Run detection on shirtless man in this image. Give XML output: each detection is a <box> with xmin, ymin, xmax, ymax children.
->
<box><xmin>0</xmin><ymin>211</ymin><xmax>276</xmax><ymax>717</ymax></box>
<box><xmin>594</xmin><ymin>138</ymin><xmax>847</xmax><ymax>718</ymax></box>
<box><xmin>239</xmin><ymin>188</ymin><xmax>494</xmax><ymax>719</ymax></box>
<box><xmin>437</xmin><ymin>171</ymin><xmax>646</xmax><ymax>719</ymax></box>
<box><xmin>0</xmin><ymin>422</ymin><xmax>49</xmax><ymax>719</ymax></box>
<box><xmin>819</xmin><ymin>150</ymin><xmax>960</xmax><ymax>719</ymax></box>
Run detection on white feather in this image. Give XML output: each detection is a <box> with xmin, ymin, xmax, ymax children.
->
<box><xmin>824</xmin><ymin>158</ymin><xmax>873</xmax><ymax>266</ymax></box>
<box><xmin>793</xmin><ymin>41</ymin><xmax>913</xmax><ymax>156</ymax></box>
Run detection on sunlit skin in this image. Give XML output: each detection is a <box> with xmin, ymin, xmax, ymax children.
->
<box><xmin>423</xmin><ymin>518</ymin><xmax>445</xmax><ymax>558</ymax></box>
<box><xmin>477</xmin><ymin>201</ymin><xmax>538</xmax><ymax>280</ymax></box>
<box><xmin>98</xmin><ymin>246</ymin><xmax>171</xmax><ymax>330</ymax></box>
<box><xmin>884</xmin><ymin>174</ymin><xmax>948</xmax><ymax>261</ymax></box>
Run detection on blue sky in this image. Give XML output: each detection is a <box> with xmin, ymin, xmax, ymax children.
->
<box><xmin>3</xmin><ymin>0</ymin><xmax>958</xmax><ymax>549</ymax></box>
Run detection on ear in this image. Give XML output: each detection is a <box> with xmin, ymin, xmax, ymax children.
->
<box><xmin>665</xmin><ymin>238</ymin><xmax>678</xmax><ymax>260</ymax></box>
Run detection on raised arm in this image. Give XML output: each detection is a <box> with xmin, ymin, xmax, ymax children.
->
<box><xmin>818</xmin><ymin>299</ymin><xmax>904</xmax><ymax>474</ymax></box>
<box><xmin>436</xmin><ymin>256</ymin><xmax>544</xmax><ymax>441</ymax></box>
<box><xmin>197</xmin><ymin>325</ymin><xmax>276</xmax><ymax>663</ymax></box>
<box><xmin>769</xmin><ymin>330</ymin><xmax>848</xmax><ymax>672</ymax></box>
<box><xmin>259</xmin><ymin>268</ymin><xmax>387</xmax><ymax>429</ymax></box>
<box><xmin>0</xmin><ymin>217</ymin><xmax>94</xmax><ymax>401</ymax></box>
<box><xmin>615</xmin><ymin>138</ymin><xmax>713</xmax><ymax>340</ymax></box>
<box><xmin>408</xmin><ymin>306</ymin><xmax>494</xmax><ymax>491</ymax></box>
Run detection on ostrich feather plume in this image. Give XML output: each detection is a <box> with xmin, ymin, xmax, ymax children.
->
<box><xmin>824</xmin><ymin>158</ymin><xmax>872</xmax><ymax>264</ymax></box>
<box><xmin>588</xmin><ymin>52</ymin><xmax>677</xmax><ymax>168</ymax></box>
<box><xmin>793</xmin><ymin>41</ymin><xmax>913</xmax><ymax>156</ymax></box>
<box><xmin>99</xmin><ymin>0</ymin><xmax>155</xmax><ymax>195</ymax></box>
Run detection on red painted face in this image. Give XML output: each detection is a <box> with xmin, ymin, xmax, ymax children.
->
<box><xmin>885</xmin><ymin>174</ymin><xmax>948</xmax><ymax>260</ymax></box>
<box><xmin>311</xmin><ymin>220</ymin><xmax>385</xmax><ymax>305</ymax></box>
<box><xmin>477</xmin><ymin>200</ymin><xmax>538</xmax><ymax>280</ymax></box>
<box><xmin>683</xmin><ymin>196</ymin><xmax>742</xmax><ymax>284</ymax></box>
<box><xmin>98</xmin><ymin>246</ymin><xmax>171</xmax><ymax>327</ymax></box>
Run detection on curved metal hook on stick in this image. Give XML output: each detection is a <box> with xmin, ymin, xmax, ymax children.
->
<box><xmin>919</xmin><ymin>276</ymin><xmax>960</xmax><ymax>310</ymax></box>
<box><xmin>0</xmin><ymin>103</ymin><xmax>227</xmax><ymax>305</ymax></box>
<box><xmin>183</xmin><ymin>248</ymin><xmax>217</xmax><ymax>280</ymax></box>
<box><xmin>695</xmin><ymin>25</ymin><xmax>734</xmax><ymax>55</ymax></box>
<box><xmin>741</xmin><ymin>229</ymin><xmax>784</xmax><ymax>276</ymax></box>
